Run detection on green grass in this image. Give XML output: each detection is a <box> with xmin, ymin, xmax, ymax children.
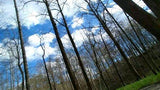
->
<box><xmin>117</xmin><ymin>73</ymin><xmax>160</xmax><ymax>90</ymax></box>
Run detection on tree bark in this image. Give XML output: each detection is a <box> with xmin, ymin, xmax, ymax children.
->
<box><xmin>43</xmin><ymin>0</ymin><xmax>80</xmax><ymax>89</ymax></box>
<box><xmin>13</xmin><ymin>0</ymin><xmax>30</xmax><ymax>89</ymax></box>
<box><xmin>113</xmin><ymin>0</ymin><xmax>160</xmax><ymax>40</ymax></box>
<box><xmin>101</xmin><ymin>0</ymin><xmax>157</xmax><ymax>75</ymax></box>
<box><xmin>55</xmin><ymin>0</ymin><xmax>92</xmax><ymax>89</ymax></box>
<box><xmin>85</xmin><ymin>0</ymin><xmax>142</xmax><ymax>80</ymax></box>
<box><xmin>99</xmin><ymin>30</ymin><xmax>125</xmax><ymax>86</ymax></box>
<box><xmin>40</xmin><ymin>40</ymin><xmax>53</xmax><ymax>90</ymax></box>
<box><xmin>83</xmin><ymin>40</ymin><xmax>110</xmax><ymax>90</ymax></box>
<box><xmin>15</xmin><ymin>43</ymin><xmax>24</xmax><ymax>90</ymax></box>
<box><xmin>124</xmin><ymin>13</ymin><xmax>160</xmax><ymax>72</ymax></box>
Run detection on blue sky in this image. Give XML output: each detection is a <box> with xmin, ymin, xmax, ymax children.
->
<box><xmin>0</xmin><ymin>0</ymin><xmax>149</xmax><ymax>75</ymax></box>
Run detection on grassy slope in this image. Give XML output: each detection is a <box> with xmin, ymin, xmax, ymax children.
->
<box><xmin>117</xmin><ymin>73</ymin><xmax>160</xmax><ymax>90</ymax></box>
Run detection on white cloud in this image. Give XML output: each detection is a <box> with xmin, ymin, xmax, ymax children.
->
<box><xmin>107</xmin><ymin>0</ymin><xmax>146</xmax><ymax>15</ymax></box>
<box><xmin>25</xmin><ymin>46</ymin><xmax>37</xmax><ymax>60</ymax></box>
<box><xmin>0</xmin><ymin>38</ymin><xmax>20</xmax><ymax>61</ymax></box>
<box><xmin>0</xmin><ymin>0</ymin><xmax>149</xmax><ymax>29</ymax></box>
<box><xmin>0</xmin><ymin>32</ymin><xmax>56</xmax><ymax>61</ymax></box>
<box><xmin>61</xmin><ymin>28</ymin><xmax>110</xmax><ymax>49</ymax></box>
<box><xmin>28</xmin><ymin>32</ymin><xmax>55</xmax><ymax>47</ymax></box>
<box><xmin>28</xmin><ymin>34</ymin><xmax>40</xmax><ymax>47</ymax></box>
<box><xmin>41</xmin><ymin>32</ymin><xmax>55</xmax><ymax>44</ymax></box>
<box><xmin>0</xmin><ymin>43</ymin><xmax>10</xmax><ymax>60</ymax></box>
<box><xmin>0</xmin><ymin>0</ymin><xmax>88</xmax><ymax>29</ymax></box>
<box><xmin>0</xmin><ymin>1</ymin><xmax>16</xmax><ymax>29</ymax></box>
<box><xmin>61</xmin><ymin>34</ymin><xmax>72</xmax><ymax>49</ymax></box>
<box><xmin>62</xmin><ymin>0</ymin><xmax>98</xmax><ymax>16</ymax></box>
<box><xmin>71</xmin><ymin>17</ymin><xmax>84</xmax><ymax>28</ymax></box>
<box><xmin>105</xmin><ymin>0</ymin><xmax>149</xmax><ymax>27</ymax></box>
<box><xmin>107</xmin><ymin>2</ymin><xmax>122</xmax><ymax>15</ymax></box>
<box><xmin>25</xmin><ymin>44</ymin><xmax>57</xmax><ymax>61</ymax></box>
<box><xmin>26</xmin><ymin>32</ymin><xmax>56</xmax><ymax>61</ymax></box>
<box><xmin>72</xmin><ymin>29</ymin><xmax>88</xmax><ymax>47</ymax></box>
<box><xmin>61</xmin><ymin>29</ymin><xmax>88</xmax><ymax>49</ymax></box>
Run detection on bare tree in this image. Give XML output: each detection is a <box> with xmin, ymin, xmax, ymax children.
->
<box><xmin>113</xmin><ymin>0</ymin><xmax>160</xmax><ymax>40</ymax></box>
<box><xmin>99</xmin><ymin>29</ymin><xmax>125</xmax><ymax>86</ymax></box>
<box><xmin>39</xmin><ymin>36</ymin><xmax>53</xmax><ymax>90</ymax></box>
<box><xmin>55</xmin><ymin>0</ymin><xmax>92</xmax><ymax>89</ymax></box>
<box><xmin>13</xmin><ymin>0</ymin><xmax>30</xmax><ymax>89</ymax></box>
<box><xmin>100</xmin><ymin>0</ymin><xmax>158</xmax><ymax>75</ymax></box>
<box><xmin>84</xmin><ymin>0</ymin><xmax>141</xmax><ymax>80</ymax></box>
<box><xmin>42</xmin><ymin>0</ymin><xmax>80</xmax><ymax>89</ymax></box>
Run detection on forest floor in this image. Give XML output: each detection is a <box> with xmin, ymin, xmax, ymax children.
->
<box><xmin>140</xmin><ymin>83</ymin><xmax>160</xmax><ymax>90</ymax></box>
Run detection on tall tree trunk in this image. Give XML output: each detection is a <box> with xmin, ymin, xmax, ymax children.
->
<box><xmin>142</xmin><ymin>0</ymin><xmax>160</xmax><ymax>19</ymax></box>
<box><xmin>82</xmin><ymin>41</ymin><xmax>110</xmax><ymax>89</ymax></box>
<box><xmin>43</xmin><ymin>0</ymin><xmax>80</xmax><ymax>89</ymax></box>
<box><xmin>87</xmin><ymin>65</ymin><xmax>97</xmax><ymax>90</ymax></box>
<box><xmin>9</xmin><ymin>58</ymin><xmax>13</xmax><ymax>90</ymax></box>
<box><xmin>56</xmin><ymin>65</ymin><xmax>65</xmax><ymax>90</ymax></box>
<box><xmin>99</xmin><ymin>30</ymin><xmax>125</xmax><ymax>86</ymax></box>
<box><xmin>48</xmin><ymin>60</ymin><xmax>57</xmax><ymax>90</ymax></box>
<box><xmin>118</xmin><ymin>30</ymin><xmax>146</xmax><ymax>77</ymax></box>
<box><xmin>133</xmin><ymin>21</ymin><xmax>160</xmax><ymax>61</ymax></box>
<box><xmin>55</xmin><ymin>0</ymin><xmax>92</xmax><ymax>89</ymax></box>
<box><xmin>113</xmin><ymin>0</ymin><xmax>160</xmax><ymax>40</ymax></box>
<box><xmin>85</xmin><ymin>0</ymin><xmax>141</xmax><ymax>80</ymax></box>
<box><xmin>15</xmin><ymin>42</ymin><xmax>24</xmax><ymax>90</ymax></box>
<box><xmin>91</xmin><ymin>32</ymin><xmax>112</xmax><ymax>82</ymax></box>
<box><xmin>40</xmin><ymin>40</ymin><xmax>53</xmax><ymax>90</ymax></box>
<box><xmin>100</xmin><ymin>0</ymin><xmax>157</xmax><ymax>75</ymax></box>
<box><xmin>124</xmin><ymin>13</ymin><xmax>160</xmax><ymax>72</ymax></box>
<box><xmin>17</xmin><ymin>61</ymin><xmax>24</xmax><ymax>90</ymax></box>
<box><xmin>13</xmin><ymin>0</ymin><xmax>30</xmax><ymax>89</ymax></box>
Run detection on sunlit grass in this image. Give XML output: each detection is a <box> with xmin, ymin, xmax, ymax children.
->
<box><xmin>117</xmin><ymin>73</ymin><xmax>160</xmax><ymax>90</ymax></box>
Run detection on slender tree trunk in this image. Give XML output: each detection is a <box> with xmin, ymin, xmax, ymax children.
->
<box><xmin>43</xmin><ymin>0</ymin><xmax>80</xmax><ymax>89</ymax></box>
<box><xmin>101</xmin><ymin>1</ymin><xmax>157</xmax><ymax>75</ymax></box>
<box><xmin>57</xmin><ymin>65</ymin><xmax>65</xmax><ymax>90</ymax></box>
<box><xmin>99</xmin><ymin>30</ymin><xmax>125</xmax><ymax>86</ymax></box>
<box><xmin>9</xmin><ymin>59</ymin><xmax>13</xmax><ymax>90</ymax></box>
<box><xmin>91</xmin><ymin>32</ymin><xmax>113</xmax><ymax>82</ymax></box>
<box><xmin>135</xmin><ymin>25</ymin><xmax>160</xmax><ymax>61</ymax></box>
<box><xmin>118</xmin><ymin>30</ymin><xmax>146</xmax><ymax>77</ymax></box>
<box><xmin>84</xmin><ymin>35</ymin><xmax>110</xmax><ymax>89</ymax></box>
<box><xmin>92</xmin><ymin>48</ymin><xmax>109</xmax><ymax>90</ymax></box>
<box><xmin>17</xmin><ymin>61</ymin><xmax>24</xmax><ymax>90</ymax></box>
<box><xmin>40</xmin><ymin>41</ymin><xmax>53</xmax><ymax>90</ymax></box>
<box><xmin>124</xmin><ymin>13</ymin><xmax>160</xmax><ymax>72</ymax></box>
<box><xmin>55</xmin><ymin>0</ymin><xmax>92</xmax><ymax>89</ymax></box>
<box><xmin>83</xmin><ymin>43</ymin><xmax>109</xmax><ymax>89</ymax></box>
<box><xmin>97</xmin><ymin>45</ymin><xmax>113</xmax><ymax>80</ymax></box>
<box><xmin>13</xmin><ymin>0</ymin><xmax>30</xmax><ymax>89</ymax></box>
<box><xmin>16</xmin><ymin>44</ymin><xmax>24</xmax><ymax>90</ymax></box>
<box><xmin>113</xmin><ymin>0</ymin><xmax>160</xmax><ymax>40</ymax></box>
<box><xmin>85</xmin><ymin>0</ymin><xmax>141</xmax><ymax>80</ymax></box>
<box><xmin>87</xmin><ymin>65</ymin><xmax>97</xmax><ymax>90</ymax></box>
<box><xmin>48</xmin><ymin>61</ymin><xmax>57</xmax><ymax>90</ymax></box>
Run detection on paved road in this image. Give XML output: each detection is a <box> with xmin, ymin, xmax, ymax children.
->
<box><xmin>140</xmin><ymin>83</ymin><xmax>160</xmax><ymax>90</ymax></box>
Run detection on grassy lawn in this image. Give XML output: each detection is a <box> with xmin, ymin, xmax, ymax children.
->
<box><xmin>117</xmin><ymin>73</ymin><xmax>160</xmax><ymax>90</ymax></box>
